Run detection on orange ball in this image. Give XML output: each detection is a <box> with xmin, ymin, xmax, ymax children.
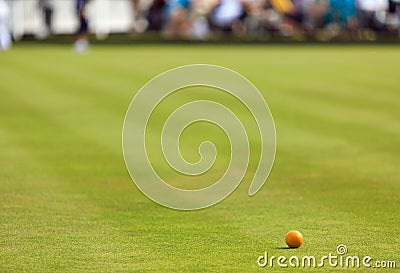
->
<box><xmin>285</xmin><ymin>230</ymin><xmax>303</xmax><ymax>248</ymax></box>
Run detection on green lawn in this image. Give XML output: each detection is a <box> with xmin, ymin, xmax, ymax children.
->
<box><xmin>0</xmin><ymin>44</ymin><xmax>399</xmax><ymax>272</ymax></box>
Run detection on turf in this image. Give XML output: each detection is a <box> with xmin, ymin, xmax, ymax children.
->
<box><xmin>0</xmin><ymin>44</ymin><xmax>399</xmax><ymax>272</ymax></box>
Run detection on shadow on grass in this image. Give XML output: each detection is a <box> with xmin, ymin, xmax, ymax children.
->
<box><xmin>274</xmin><ymin>247</ymin><xmax>291</xmax><ymax>250</ymax></box>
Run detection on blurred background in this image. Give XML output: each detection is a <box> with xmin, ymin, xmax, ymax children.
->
<box><xmin>1</xmin><ymin>0</ymin><xmax>400</xmax><ymax>48</ymax></box>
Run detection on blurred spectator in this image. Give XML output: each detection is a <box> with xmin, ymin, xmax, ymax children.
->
<box><xmin>240</xmin><ymin>0</ymin><xmax>266</xmax><ymax>38</ymax></box>
<box><xmin>271</xmin><ymin>0</ymin><xmax>294</xmax><ymax>14</ymax></box>
<box><xmin>268</xmin><ymin>0</ymin><xmax>302</xmax><ymax>38</ymax></box>
<box><xmin>324</xmin><ymin>0</ymin><xmax>357</xmax><ymax>40</ymax></box>
<box><xmin>163</xmin><ymin>0</ymin><xmax>191</xmax><ymax>38</ymax></box>
<box><xmin>0</xmin><ymin>0</ymin><xmax>11</xmax><ymax>50</ymax></box>
<box><xmin>74</xmin><ymin>0</ymin><xmax>91</xmax><ymax>53</ymax></box>
<box><xmin>37</xmin><ymin>0</ymin><xmax>54</xmax><ymax>39</ymax></box>
<box><xmin>301</xmin><ymin>0</ymin><xmax>329</xmax><ymax>35</ymax></box>
<box><xmin>210</xmin><ymin>0</ymin><xmax>245</xmax><ymax>36</ymax></box>
<box><xmin>387</xmin><ymin>0</ymin><xmax>400</xmax><ymax>35</ymax></box>
<box><xmin>147</xmin><ymin>0</ymin><xmax>166</xmax><ymax>31</ymax></box>
<box><xmin>356</xmin><ymin>0</ymin><xmax>388</xmax><ymax>40</ymax></box>
<box><xmin>187</xmin><ymin>0</ymin><xmax>215</xmax><ymax>39</ymax></box>
<box><xmin>131</xmin><ymin>0</ymin><xmax>140</xmax><ymax>31</ymax></box>
<box><xmin>130</xmin><ymin>0</ymin><xmax>151</xmax><ymax>33</ymax></box>
<box><xmin>328</xmin><ymin>0</ymin><xmax>357</xmax><ymax>28</ymax></box>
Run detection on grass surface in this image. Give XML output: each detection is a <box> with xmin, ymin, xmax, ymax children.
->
<box><xmin>0</xmin><ymin>44</ymin><xmax>399</xmax><ymax>272</ymax></box>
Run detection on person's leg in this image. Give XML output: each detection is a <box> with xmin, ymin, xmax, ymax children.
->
<box><xmin>44</xmin><ymin>6</ymin><xmax>53</xmax><ymax>33</ymax></box>
<box><xmin>74</xmin><ymin>10</ymin><xmax>89</xmax><ymax>53</ymax></box>
<box><xmin>0</xmin><ymin>1</ymin><xmax>11</xmax><ymax>50</ymax></box>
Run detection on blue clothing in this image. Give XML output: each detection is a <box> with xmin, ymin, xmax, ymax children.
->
<box><xmin>164</xmin><ymin>0</ymin><xmax>190</xmax><ymax>18</ymax></box>
<box><xmin>328</xmin><ymin>0</ymin><xmax>356</xmax><ymax>23</ymax></box>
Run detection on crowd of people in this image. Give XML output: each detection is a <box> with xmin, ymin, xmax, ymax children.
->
<box><xmin>140</xmin><ymin>0</ymin><xmax>400</xmax><ymax>41</ymax></box>
<box><xmin>1</xmin><ymin>0</ymin><xmax>400</xmax><ymax>51</ymax></box>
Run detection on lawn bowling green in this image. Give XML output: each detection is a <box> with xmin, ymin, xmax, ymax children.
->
<box><xmin>0</xmin><ymin>44</ymin><xmax>399</xmax><ymax>272</ymax></box>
